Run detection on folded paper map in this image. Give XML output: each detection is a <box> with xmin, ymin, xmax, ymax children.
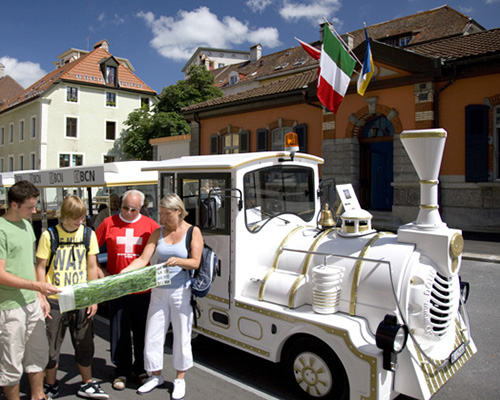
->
<box><xmin>58</xmin><ymin>263</ymin><xmax>171</xmax><ymax>313</ymax></box>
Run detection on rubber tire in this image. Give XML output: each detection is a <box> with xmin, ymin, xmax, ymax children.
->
<box><xmin>284</xmin><ymin>338</ymin><xmax>349</xmax><ymax>399</ymax></box>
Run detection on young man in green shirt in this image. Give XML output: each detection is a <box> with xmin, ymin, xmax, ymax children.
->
<box><xmin>0</xmin><ymin>180</ymin><xmax>59</xmax><ymax>400</ymax></box>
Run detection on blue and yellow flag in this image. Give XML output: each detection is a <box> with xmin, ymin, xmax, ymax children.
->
<box><xmin>357</xmin><ymin>28</ymin><xmax>373</xmax><ymax>96</ymax></box>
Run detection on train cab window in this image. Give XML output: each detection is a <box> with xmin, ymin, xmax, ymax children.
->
<box><xmin>178</xmin><ymin>174</ymin><xmax>230</xmax><ymax>234</ymax></box>
<box><xmin>244</xmin><ymin>165</ymin><xmax>315</xmax><ymax>232</ymax></box>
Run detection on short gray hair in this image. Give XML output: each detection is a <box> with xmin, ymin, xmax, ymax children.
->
<box><xmin>122</xmin><ymin>189</ymin><xmax>145</xmax><ymax>206</ymax></box>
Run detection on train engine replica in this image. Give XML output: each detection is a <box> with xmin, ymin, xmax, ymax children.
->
<box><xmin>146</xmin><ymin>128</ymin><xmax>475</xmax><ymax>399</ymax></box>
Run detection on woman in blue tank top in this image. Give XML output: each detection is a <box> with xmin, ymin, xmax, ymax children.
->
<box><xmin>121</xmin><ymin>193</ymin><xmax>203</xmax><ymax>400</ymax></box>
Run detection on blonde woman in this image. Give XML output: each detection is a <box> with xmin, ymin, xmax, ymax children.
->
<box><xmin>122</xmin><ymin>194</ymin><xmax>203</xmax><ymax>400</ymax></box>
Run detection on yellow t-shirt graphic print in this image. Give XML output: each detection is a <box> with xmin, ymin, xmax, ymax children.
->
<box><xmin>36</xmin><ymin>225</ymin><xmax>99</xmax><ymax>298</ymax></box>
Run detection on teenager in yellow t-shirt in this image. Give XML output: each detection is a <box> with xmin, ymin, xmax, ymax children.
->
<box><xmin>36</xmin><ymin>195</ymin><xmax>108</xmax><ymax>399</ymax></box>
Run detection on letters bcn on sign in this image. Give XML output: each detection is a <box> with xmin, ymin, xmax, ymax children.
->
<box><xmin>30</xmin><ymin>174</ymin><xmax>41</xmax><ymax>184</ymax></box>
<box><xmin>49</xmin><ymin>172</ymin><xmax>64</xmax><ymax>184</ymax></box>
<box><xmin>15</xmin><ymin>174</ymin><xmax>41</xmax><ymax>184</ymax></box>
<box><xmin>74</xmin><ymin>169</ymin><xmax>95</xmax><ymax>184</ymax></box>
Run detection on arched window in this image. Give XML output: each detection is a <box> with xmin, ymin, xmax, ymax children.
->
<box><xmin>361</xmin><ymin>116</ymin><xmax>395</xmax><ymax>139</ymax></box>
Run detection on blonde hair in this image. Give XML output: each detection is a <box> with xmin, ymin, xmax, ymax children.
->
<box><xmin>60</xmin><ymin>195</ymin><xmax>86</xmax><ymax>220</ymax></box>
<box><xmin>159</xmin><ymin>193</ymin><xmax>188</xmax><ymax>219</ymax></box>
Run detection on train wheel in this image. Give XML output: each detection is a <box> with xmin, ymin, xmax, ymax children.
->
<box><xmin>285</xmin><ymin>338</ymin><xmax>348</xmax><ymax>399</ymax></box>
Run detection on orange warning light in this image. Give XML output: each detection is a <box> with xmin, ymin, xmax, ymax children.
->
<box><xmin>284</xmin><ymin>131</ymin><xmax>299</xmax><ymax>153</ymax></box>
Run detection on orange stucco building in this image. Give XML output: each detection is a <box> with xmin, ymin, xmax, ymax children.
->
<box><xmin>183</xmin><ymin>7</ymin><xmax>500</xmax><ymax>233</ymax></box>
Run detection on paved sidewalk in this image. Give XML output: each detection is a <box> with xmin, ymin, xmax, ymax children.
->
<box><xmin>463</xmin><ymin>238</ymin><xmax>500</xmax><ymax>264</ymax></box>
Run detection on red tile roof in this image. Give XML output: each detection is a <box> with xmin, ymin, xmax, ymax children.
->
<box><xmin>0</xmin><ymin>44</ymin><xmax>155</xmax><ymax>112</ymax></box>
<box><xmin>184</xmin><ymin>26</ymin><xmax>500</xmax><ymax>113</ymax></box>
<box><xmin>209</xmin><ymin>6</ymin><xmax>482</xmax><ymax>95</ymax></box>
<box><xmin>184</xmin><ymin>68</ymin><xmax>318</xmax><ymax>111</ymax></box>
<box><xmin>349</xmin><ymin>5</ymin><xmax>484</xmax><ymax>47</ymax></box>
<box><xmin>211</xmin><ymin>44</ymin><xmax>319</xmax><ymax>89</ymax></box>
<box><xmin>0</xmin><ymin>75</ymin><xmax>24</xmax><ymax>105</ymax></box>
<box><xmin>408</xmin><ymin>28</ymin><xmax>500</xmax><ymax>61</ymax></box>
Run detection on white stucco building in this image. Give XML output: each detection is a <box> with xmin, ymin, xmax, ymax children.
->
<box><xmin>0</xmin><ymin>40</ymin><xmax>156</xmax><ymax>172</ymax></box>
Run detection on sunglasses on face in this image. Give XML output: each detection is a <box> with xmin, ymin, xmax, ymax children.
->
<box><xmin>122</xmin><ymin>205</ymin><xmax>140</xmax><ymax>213</ymax></box>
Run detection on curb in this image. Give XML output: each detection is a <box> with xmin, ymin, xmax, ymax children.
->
<box><xmin>462</xmin><ymin>252</ymin><xmax>500</xmax><ymax>264</ymax></box>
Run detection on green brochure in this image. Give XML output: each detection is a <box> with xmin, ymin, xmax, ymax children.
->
<box><xmin>58</xmin><ymin>263</ymin><xmax>171</xmax><ymax>313</ymax></box>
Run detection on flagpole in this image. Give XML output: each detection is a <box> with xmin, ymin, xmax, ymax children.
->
<box><xmin>322</xmin><ymin>17</ymin><xmax>363</xmax><ymax>67</ymax></box>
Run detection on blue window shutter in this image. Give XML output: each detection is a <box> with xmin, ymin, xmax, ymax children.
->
<box><xmin>240</xmin><ymin>131</ymin><xmax>249</xmax><ymax>153</ymax></box>
<box><xmin>256</xmin><ymin>129</ymin><xmax>268</xmax><ymax>151</ymax></box>
<box><xmin>293</xmin><ymin>124</ymin><xmax>307</xmax><ymax>153</ymax></box>
<box><xmin>210</xmin><ymin>134</ymin><xmax>219</xmax><ymax>154</ymax></box>
<box><xmin>465</xmin><ymin>105</ymin><xmax>489</xmax><ymax>182</ymax></box>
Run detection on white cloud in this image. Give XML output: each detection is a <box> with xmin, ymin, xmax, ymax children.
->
<box><xmin>137</xmin><ymin>7</ymin><xmax>281</xmax><ymax>62</ymax></box>
<box><xmin>486</xmin><ymin>0</ymin><xmax>500</xmax><ymax>4</ymax></box>
<box><xmin>0</xmin><ymin>56</ymin><xmax>46</xmax><ymax>89</ymax></box>
<box><xmin>458</xmin><ymin>6</ymin><xmax>473</xmax><ymax>15</ymax></box>
<box><xmin>279</xmin><ymin>0</ymin><xmax>342</xmax><ymax>26</ymax></box>
<box><xmin>111</xmin><ymin>13</ymin><xmax>125</xmax><ymax>25</ymax></box>
<box><xmin>246</xmin><ymin>0</ymin><xmax>273</xmax><ymax>13</ymax></box>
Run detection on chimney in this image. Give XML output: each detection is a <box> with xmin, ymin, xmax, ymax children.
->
<box><xmin>0</xmin><ymin>63</ymin><xmax>4</xmax><ymax>78</ymax></box>
<box><xmin>340</xmin><ymin>33</ymin><xmax>354</xmax><ymax>50</ymax></box>
<box><xmin>320</xmin><ymin>23</ymin><xmax>354</xmax><ymax>50</ymax></box>
<box><xmin>319</xmin><ymin>23</ymin><xmax>326</xmax><ymax>42</ymax></box>
<box><xmin>250</xmin><ymin>44</ymin><xmax>262</xmax><ymax>62</ymax></box>
<box><xmin>94</xmin><ymin>40</ymin><xmax>110</xmax><ymax>51</ymax></box>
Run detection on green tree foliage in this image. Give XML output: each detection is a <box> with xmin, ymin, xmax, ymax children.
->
<box><xmin>121</xmin><ymin>65</ymin><xmax>223</xmax><ymax>160</ymax></box>
<box><xmin>156</xmin><ymin>65</ymin><xmax>224</xmax><ymax>113</ymax></box>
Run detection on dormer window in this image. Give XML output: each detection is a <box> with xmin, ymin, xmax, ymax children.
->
<box><xmin>229</xmin><ymin>71</ymin><xmax>239</xmax><ymax>86</ymax></box>
<box><xmin>99</xmin><ymin>57</ymin><xmax>120</xmax><ymax>87</ymax></box>
<box><xmin>106</xmin><ymin>66</ymin><xmax>117</xmax><ymax>85</ymax></box>
<box><xmin>274</xmin><ymin>62</ymin><xmax>289</xmax><ymax>70</ymax></box>
<box><xmin>398</xmin><ymin>36</ymin><xmax>411</xmax><ymax>47</ymax></box>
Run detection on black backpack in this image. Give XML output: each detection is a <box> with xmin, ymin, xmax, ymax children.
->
<box><xmin>46</xmin><ymin>225</ymin><xmax>92</xmax><ymax>272</ymax></box>
<box><xmin>185</xmin><ymin>225</ymin><xmax>218</xmax><ymax>297</ymax></box>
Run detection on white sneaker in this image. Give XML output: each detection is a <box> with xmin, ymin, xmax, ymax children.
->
<box><xmin>137</xmin><ymin>375</ymin><xmax>164</xmax><ymax>394</ymax></box>
<box><xmin>172</xmin><ymin>378</ymin><xmax>186</xmax><ymax>400</ymax></box>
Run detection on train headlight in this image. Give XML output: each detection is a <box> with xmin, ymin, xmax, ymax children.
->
<box><xmin>450</xmin><ymin>233</ymin><xmax>464</xmax><ymax>273</ymax></box>
<box><xmin>376</xmin><ymin>314</ymin><xmax>409</xmax><ymax>371</ymax></box>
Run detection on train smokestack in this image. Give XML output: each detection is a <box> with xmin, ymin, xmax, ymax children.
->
<box><xmin>400</xmin><ymin>128</ymin><xmax>447</xmax><ymax>228</ymax></box>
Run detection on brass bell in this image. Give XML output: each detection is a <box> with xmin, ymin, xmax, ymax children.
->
<box><xmin>319</xmin><ymin>203</ymin><xmax>335</xmax><ymax>228</ymax></box>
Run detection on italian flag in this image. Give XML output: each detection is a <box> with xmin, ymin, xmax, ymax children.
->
<box><xmin>317</xmin><ymin>27</ymin><xmax>356</xmax><ymax>113</ymax></box>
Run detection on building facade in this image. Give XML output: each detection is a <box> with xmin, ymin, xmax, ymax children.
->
<box><xmin>0</xmin><ymin>40</ymin><xmax>156</xmax><ymax>172</ymax></box>
<box><xmin>182</xmin><ymin>6</ymin><xmax>500</xmax><ymax>233</ymax></box>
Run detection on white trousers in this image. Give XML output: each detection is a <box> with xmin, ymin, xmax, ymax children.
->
<box><xmin>144</xmin><ymin>285</ymin><xmax>193</xmax><ymax>373</ymax></box>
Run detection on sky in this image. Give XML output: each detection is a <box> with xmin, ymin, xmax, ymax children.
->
<box><xmin>1</xmin><ymin>0</ymin><xmax>499</xmax><ymax>94</ymax></box>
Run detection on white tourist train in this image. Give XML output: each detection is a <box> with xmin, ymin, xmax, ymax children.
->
<box><xmin>142</xmin><ymin>128</ymin><xmax>476</xmax><ymax>400</ymax></box>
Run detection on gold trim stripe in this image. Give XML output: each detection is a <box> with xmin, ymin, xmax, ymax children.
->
<box><xmin>420</xmin><ymin>180</ymin><xmax>439</xmax><ymax>185</ymax></box>
<box><xmin>288</xmin><ymin>228</ymin><xmax>334</xmax><ymax>308</ymax></box>
<box><xmin>151</xmin><ymin>154</ymin><xmax>324</xmax><ymax>172</ymax></box>
<box><xmin>206</xmin><ymin>294</ymin><xmax>230</xmax><ymax>304</ymax></box>
<box><xmin>196</xmin><ymin>326</ymin><xmax>270</xmax><ymax>357</ymax></box>
<box><xmin>401</xmin><ymin>131</ymin><xmax>447</xmax><ymax>139</ymax></box>
<box><xmin>40</xmin><ymin>181</ymin><xmax>157</xmax><ymax>189</ymax></box>
<box><xmin>416</xmin><ymin>319</ymin><xmax>475</xmax><ymax>395</ymax></box>
<box><xmin>420</xmin><ymin>205</ymin><xmax>439</xmax><ymax>210</ymax></box>
<box><xmin>350</xmin><ymin>232</ymin><xmax>394</xmax><ymax>315</ymax></box>
<box><xmin>258</xmin><ymin>226</ymin><xmax>306</xmax><ymax>301</ymax></box>
<box><xmin>235</xmin><ymin>300</ymin><xmax>378</xmax><ymax>400</ymax></box>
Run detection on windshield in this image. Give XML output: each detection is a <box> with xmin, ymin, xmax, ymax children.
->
<box><xmin>244</xmin><ymin>165</ymin><xmax>315</xmax><ymax>232</ymax></box>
